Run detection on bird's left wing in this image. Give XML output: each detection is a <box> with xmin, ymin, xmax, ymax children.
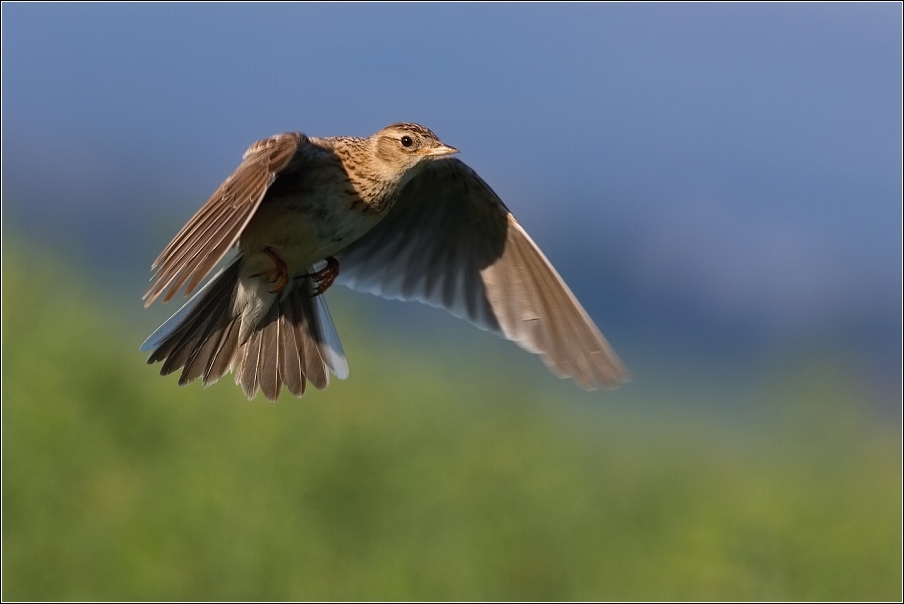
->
<box><xmin>143</xmin><ymin>133</ymin><xmax>304</xmax><ymax>307</ymax></box>
<box><xmin>335</xmin><ymin>158</ymin><xmax>629</xmax><ymax>389</ymax></box>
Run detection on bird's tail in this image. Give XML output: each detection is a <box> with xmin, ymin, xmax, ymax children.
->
<box><xmin>141</xmin><ymin>258</ymin><xmax>348</xmax><ymax>400</ymax></box>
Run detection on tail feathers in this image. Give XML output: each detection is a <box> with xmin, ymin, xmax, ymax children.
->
<box><xmin>142</xmin><ymin>259</ymin><xmax>348</xmax><ymax>401</ymax></box>
<box><xmin>310</xmin><ymin>287</ymin><xmax>350</xmax><ymax>380</ymax></box>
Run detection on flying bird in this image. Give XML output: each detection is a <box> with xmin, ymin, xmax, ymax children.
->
<box><xmin>141</xmin><ymin>123</ymin><xmax>629</xmax><ymax>400</ymax></box>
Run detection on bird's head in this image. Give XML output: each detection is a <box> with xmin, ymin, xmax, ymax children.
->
<box><xmin>371</xmin><ymin>122</ymin><xmax>458</xmax><ymax>181</ymax></box>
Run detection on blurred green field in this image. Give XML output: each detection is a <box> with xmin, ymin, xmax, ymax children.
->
<box><xmin>2</xmin><ymin>241</ymin><xmax>900</xmax><ymax>600</ymax></box>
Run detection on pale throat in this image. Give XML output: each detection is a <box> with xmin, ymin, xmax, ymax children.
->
<box><xmin>343</xmin><ymin>155</ymin><xmax>425</xmax><ymax>213</ymax></box>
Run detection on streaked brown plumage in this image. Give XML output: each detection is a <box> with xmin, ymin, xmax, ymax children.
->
<box><xmin>141</xmin><ymin>123</ymin><xmax>629</xmax><ymax>400</ymax></box>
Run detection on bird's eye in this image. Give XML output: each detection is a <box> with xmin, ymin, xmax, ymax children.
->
<box><xmin>400</xmin><ymin>136</ymin><xmax>413</xmax><ymax>148</ymax></box>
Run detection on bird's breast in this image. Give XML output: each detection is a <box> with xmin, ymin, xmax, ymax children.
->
<box><xmin>239</xmin><ymin>169</ymin><xmax>390</xmax><ymax>274</ymax></box>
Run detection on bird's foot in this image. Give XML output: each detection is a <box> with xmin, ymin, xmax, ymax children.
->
<box><xmin>304</xmin><ymin>257</ymin><xmax>339</xmax><ymax>296</ymax></box>
<box><xmin>251</xmin><ymin>248</ymin><xmax>290</xmax><ymax>294</ymax></box>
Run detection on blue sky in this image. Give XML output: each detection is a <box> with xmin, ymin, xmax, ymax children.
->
<box><xmin>3</xmin><ymin>3</ymin><xmax>901</xmax><ymax>385</ymax></box>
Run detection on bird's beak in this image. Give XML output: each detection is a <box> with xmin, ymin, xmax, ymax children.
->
<box><xmin>422</xmin><ymin>144</ymin><xmax>459</xmax><ymax>157</ymax></box>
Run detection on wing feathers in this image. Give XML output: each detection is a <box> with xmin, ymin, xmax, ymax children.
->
<box><xmin>336</xmin><ymin>158</ymin><xmax>628</xmax><ymax>389</ymax></box>
<box><xmin>144</xmin><ymin>133</ymin><xmax>303</xmax><ymax>307</ymax></box>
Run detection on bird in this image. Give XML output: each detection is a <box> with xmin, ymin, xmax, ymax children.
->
<box><xmin>141</xmin><ymin>122</ymin><xmax>629</xmax><ymax>400</ymax></box>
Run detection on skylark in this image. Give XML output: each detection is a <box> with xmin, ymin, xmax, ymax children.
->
<box><xmin>141</xmin><ymin>123</ymin><xmax>629</xmax><ymax>400</ymax></box>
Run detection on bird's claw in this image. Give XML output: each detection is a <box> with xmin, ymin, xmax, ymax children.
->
<box><xmin>251</xmin><ymin>248</ymin><xmax>290</xmax><ymax>294</ymax></box>
<box><xmin>305</xmin><ymin>257</ymin><xmax>339</xmax><ymax>297</ymax></box>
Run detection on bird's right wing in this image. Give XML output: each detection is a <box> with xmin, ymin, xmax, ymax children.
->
<box><xmin>336</xmin><ymin>158</ymin><xmax>629</xmax><ymax>389</ymax></box>
<box><xmin>143</xmin><ymin>133</ymin><xmax>304</xmax><ymax>307</ymax></box>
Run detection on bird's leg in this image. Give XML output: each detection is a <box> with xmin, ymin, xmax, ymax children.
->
<box><xmin>304</xmin><ymin>257</ymin><xmax>339</xmax><ymax>296</ymax></box>
<box><xmin>251</xmin><ymin>247</ymin><xmax>290</xmax><ymax>294</ymax></box>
